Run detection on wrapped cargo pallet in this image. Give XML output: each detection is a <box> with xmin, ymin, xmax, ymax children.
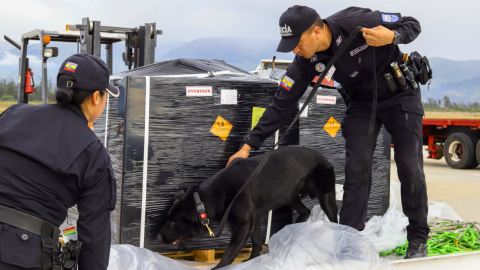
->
<box><xmin>298</xmin><ymin>87</ymin><xmax>391</xmax><ymax>218</ymax></box>
<box><xmin>93</xmin><ymin>59</ymin><xmax>299</xmax><ymax>253</ymax></box>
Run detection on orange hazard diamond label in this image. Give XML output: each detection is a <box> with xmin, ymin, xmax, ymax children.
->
<box><xmin>210</xmin><ymin>116</ymin><xmax>233</xmax><ymax>141</ymax></box>
<box><xmin>323</xmin><ymin>116</ymin><xmax>341</xmax><ymax>138</ymax></box>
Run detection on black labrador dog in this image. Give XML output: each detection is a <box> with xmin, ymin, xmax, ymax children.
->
<box><xmin>157</xmin><ymin>146</ymin><xmax>338</xmax><ymax>269</ymax></box>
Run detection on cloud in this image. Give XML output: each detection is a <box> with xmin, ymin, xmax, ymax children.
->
<box><xmin>1</xmin><ymin>0</ymin><xmax>480</xmax><ymax>61</ymax></box>
<box><xmin>445</xmin><ymin>90</ymin><xmax>467</xmax><ymax>97</ymax></box>
<box><xmin>0</xmin><ymin>51</ymin><xmax>55</xmax><ymax>73</ymax></box>
<box><xmin>0</xmin><ymin>51</ymin><xmax>19</xmax><ymax>66</ymax></box>
<box><xmin>26</xmin><ymin>54</ymin><xmax>42</xmax><ymax>66</ymax></box>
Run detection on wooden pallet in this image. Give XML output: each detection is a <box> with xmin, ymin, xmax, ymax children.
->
<box><xmin>163</xmin><ymin>247</ymin><xmax>253</xmax><ymax>265</ymax></box>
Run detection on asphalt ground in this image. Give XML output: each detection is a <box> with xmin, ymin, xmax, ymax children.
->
<box><xmin>391</xmin><ymin>149</ymin><xmax>480</xmax><ymax>222</ymax></box>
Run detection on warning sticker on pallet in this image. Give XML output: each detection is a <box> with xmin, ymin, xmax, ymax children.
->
<box><xmin>186</xmin><ymin>86</ymin><xmax>212</xmax><ymax>96</ymax></box>
<box><xmin>251</xmin><ymin>107</ymin><xmax>266</xmax><ymax>130</ymax></box>
<box><xmin>210</xmin><ymin>116</ymin><xmax>233</xmax><ymax>141</ymax></box>
<box><xmin>323</xmin><ymin>116</ymin><xmax>341</xmax><ymax>137</ymax></box>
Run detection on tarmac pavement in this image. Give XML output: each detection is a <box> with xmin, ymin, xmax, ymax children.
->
<box><xmin>390</xmin><ymin>149</ymin><xmax>480</xmax><ymax>222</ymax></box>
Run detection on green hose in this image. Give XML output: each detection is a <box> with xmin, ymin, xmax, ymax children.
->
<box><xmin>379</xmin><ymin>219</ymin><xmax>480</xmax><ymax>256</ymax></box>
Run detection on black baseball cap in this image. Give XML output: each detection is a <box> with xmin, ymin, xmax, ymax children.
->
<box><xmin>277</xmin><ymin>5</ymin><xmax>319</xmax><ymax>53</ymax></box>
<box><xmin>57</xmin><ymin>54</ymin><xmax>119</xmax><ymax>97</ymax></box>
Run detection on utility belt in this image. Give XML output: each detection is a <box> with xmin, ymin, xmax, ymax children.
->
<box><xmin>0</xmin><ymin>204</ymin><xmax>81</xmax><ymax>270</ymax></box>
<box><xmin>382</xmin><ymin>51</ymin><xmax>433</xmax><ymax>93</ymax></box>
<box><xmin>338</xmin><ymin>51</ymin><xmax>433</xmax><ymax>105</ymax></box>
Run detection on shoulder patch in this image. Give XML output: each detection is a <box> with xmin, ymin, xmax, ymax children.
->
<box><xmin>382</xmin><ymin>14</ymin><xmax>399</xmax><ymax>22</ymax></box>
<box><xmin>315</xmin><ymin>62</ymin><xmax>326</xmax><ymax>73</ymax></box>
<box><xmin>336</xmin><ymin>36</ymin><xmax>343</xmax><ymax>46</ymax></box>
<box><xmin>280</xmin><ymin>75</ymin><xmax>294</xmax><ymax>91</ymax></box>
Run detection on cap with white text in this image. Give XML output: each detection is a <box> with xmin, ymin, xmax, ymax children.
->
<box><xmin>277</xmin><ymin>5</ymin><xmax>318</xmax><ymax>53</ymax></box>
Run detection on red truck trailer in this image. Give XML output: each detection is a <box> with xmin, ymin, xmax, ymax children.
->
<box><xmin>423</xmin><ymin>118</ymin><xmax>480</xmax><ymax>169</ymax></box>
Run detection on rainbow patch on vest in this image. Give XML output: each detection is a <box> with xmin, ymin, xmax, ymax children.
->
<box><xmin>280</xmin><ymin>75</ymin><xmax>294</xmax><ymax>91</ymax></box>
<box><xmin>64</xmin><ymin>62</ymin><xmax>78</xmax><ymax>73</ymax></box>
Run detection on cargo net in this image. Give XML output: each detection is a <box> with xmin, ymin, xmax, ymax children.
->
<box><xmin>381</xmin><ymin>219</ymin><xmax>480</xmax><ymax>256</ymax></box>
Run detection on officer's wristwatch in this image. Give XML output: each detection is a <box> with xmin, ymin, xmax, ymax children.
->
<box><xmin>392</xmin><ymin>30</ymin><xmax>401</xmax><ymax>46</ymax></box>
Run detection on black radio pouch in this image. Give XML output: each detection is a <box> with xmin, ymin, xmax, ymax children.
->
<box><xmin>409</xmin><ymin>51</ymin><xmax>433</xmax><ymax>85</ymax></box>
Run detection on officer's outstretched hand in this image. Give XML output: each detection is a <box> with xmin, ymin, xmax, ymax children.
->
<box><xmin>361</xmin><ymin>26</ymin><xmax>395</xmax><ymax>47</ymax></box>
<box><xmin>227</xmin><ymin>144</ymin><xmax>252</xmax><ymax>166</ymax></box>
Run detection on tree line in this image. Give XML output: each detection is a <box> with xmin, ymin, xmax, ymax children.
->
<box><xmin>422</xmin><ymin>96</ymin><xmax>480</xmax><ymax>112</ymax></box>
<box><xmin>0</xmin><ymin>78</ymin><xmax>55</xmax><ymax>102</ymax></box>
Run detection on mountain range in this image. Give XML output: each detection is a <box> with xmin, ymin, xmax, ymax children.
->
<box><xmin>0</xmin><ymin>38</ymin><xmax>478</xmax><ymax>103</ymax></box>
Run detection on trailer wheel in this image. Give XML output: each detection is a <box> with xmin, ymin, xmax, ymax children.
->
<box><xmin>444</xmin><ymin>133</ymin><xmax>478</xmax><ymax>169</ymax></box>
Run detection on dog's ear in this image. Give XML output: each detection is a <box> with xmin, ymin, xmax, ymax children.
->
<box><xmin>174</xmin><ymin>189</ymin><xmax>185</xmax><ymax>200</ymax></box>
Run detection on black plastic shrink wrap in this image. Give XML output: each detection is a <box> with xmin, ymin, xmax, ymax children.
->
<box><xmin>94</xmin><ymin>59</ymin><xmax>299</xmax><ymax>253</ymax></box>
<box><xmin>298</xmin><ymin>87</ymin><xmax>391</xmax><ymax>219</ymax></box>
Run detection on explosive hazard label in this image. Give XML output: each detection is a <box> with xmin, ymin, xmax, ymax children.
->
<box><xmin>210</xmin><ymin>116</ymin><xmax>233</xmax><ymax>141</ymax></box>
<box><xmin>323</xmin><ymin>116</ymin><xmax>341</xmax><ymax>138</ymax></box>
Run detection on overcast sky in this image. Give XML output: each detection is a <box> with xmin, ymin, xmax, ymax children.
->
<box><xmin>1</xmin><ymin>0</ymin><xmax>479</xmax><ymax>61</ymax></box>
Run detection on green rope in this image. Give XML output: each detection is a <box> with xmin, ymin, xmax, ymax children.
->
<box><xmin>379</xmin><ymin>219</ymin><xmax>480</xmax><ymax>257</ymax></box>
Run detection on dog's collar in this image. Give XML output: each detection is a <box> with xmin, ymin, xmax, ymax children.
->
<box><xmin>193</xmin><ymin>192</ymin><xmax>208</xmax><ymax>224</ymax></box>
<box><xmin>193</xmin><ymin>192</ymin><xmax>215</xmax><ymax>237</ymax></box>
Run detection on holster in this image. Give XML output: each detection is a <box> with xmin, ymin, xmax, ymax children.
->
<box><xmin>0</xmin><ymin>204</ymin><xmax>62</xmax><ymax>270</ymax></box>
<box><xmin>410</xmin><ymin>51</ymin><xmax>433</xmax><ymax>85</ymax></box>
<box><xmin>61</xmin><ymin>240</ymin><xmax>82</xmax><ymax>270</ymax></box>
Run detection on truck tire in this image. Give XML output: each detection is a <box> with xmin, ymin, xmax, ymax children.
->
<box><xmin>444</xmin><ymin>133</ymin><xmax>478</xmax><ymax>169</ymax></box>
<box><xmin>468</xmin><ymin>135</ymin><xmax>479</xmax><ymax>169</ymax></box>
<box><xmin>477</xmin><ymin>140</ymin><xmax>480</xmax><ymax>166</ymax></box>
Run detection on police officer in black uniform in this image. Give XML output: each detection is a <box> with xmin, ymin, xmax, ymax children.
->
<box><xmin>228</xmin><ymin>6</ymin><xmax>429</xmax><ymax>258</ymax></box>
<box><xmin>0</xmin><ymin>54</ymin><xmax>119</xmax><ymax>269</ymax></box>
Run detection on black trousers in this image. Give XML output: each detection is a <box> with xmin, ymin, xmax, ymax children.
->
<box><xmin>0</xmin><ymin>223</ymin><xmax>42</xmax><ymax>269</ymax></box>
<box><xmin>339</xmin><ymin>99</ymin><xmax>430</xmax><ymax>242</ymax></box>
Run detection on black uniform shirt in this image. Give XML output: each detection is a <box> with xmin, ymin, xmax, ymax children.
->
<box><xmin>0</xmin><ymin>103</ymin><xmax>116</xmax><ymax>270</ymax></box>
<box><xmin>246</xmin><ymin>7</ymin><xmax>421</xmax><ymax>149</ymax></box>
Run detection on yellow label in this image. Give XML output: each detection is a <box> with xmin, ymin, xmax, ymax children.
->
<box><xmin>323</xmin><ymin>116</ymin><xmax>341</xmax><ymax>138</ymax></box>
<box><xmin>210</xmin><ymin>116</ymin><xmax>233</xmax><ymax>141</ymax></box>
<box><xmin>251</xmin><ymin>107</ymin><xmax>266</xmax><ymax>130</ymax></box>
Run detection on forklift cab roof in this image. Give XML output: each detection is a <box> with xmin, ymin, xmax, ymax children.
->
<box><xmin>21</xmin><ymin>29</ymin><xmax>125</xmax><ymax>44</ymax></box>
<box><xmin>11</xmin><ymin>17</ymin><xmax>162</xmax><ymax>104</ymax></box>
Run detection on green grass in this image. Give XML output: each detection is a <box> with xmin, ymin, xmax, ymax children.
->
<box><xmin>0</xmin><ymin>101</ymin><xmax>43</xmax><ymax>114</ymax></box>
<box><xmin>424</xmin><ymin>111</ymin><xmax>480</xmax><ymax>119</ymax></box>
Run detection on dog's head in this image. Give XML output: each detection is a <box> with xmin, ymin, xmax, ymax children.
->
<box><xmin>157</xmin><ymin>188</ymin><xmax>207</xmax><ymax>245</ymax></box>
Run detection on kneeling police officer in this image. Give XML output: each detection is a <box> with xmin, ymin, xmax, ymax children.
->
<box><xmin>0</xmin><ymin>54</ymin><xmax>119</xmax><ymax>269</ymax></box>
<box><xmin>228</xmin><ymin>6</ymin><xmax>429</xmax><ymax>258</ymax></box>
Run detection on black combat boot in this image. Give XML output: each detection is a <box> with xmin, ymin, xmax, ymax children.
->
<box><xmin>404</xmin><ymin>240</ymin><xmax>428</xmax><ymax>259</ymax></box>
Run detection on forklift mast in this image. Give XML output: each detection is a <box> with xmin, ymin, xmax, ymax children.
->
<box><xmin>8</xmin><ymin>17</ymin><xmax>162</xmax><ymax>104</ymax></box>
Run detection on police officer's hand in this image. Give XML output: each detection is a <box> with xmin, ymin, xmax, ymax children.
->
<box><xmin>360</xmin><ymin>26</ymin><xmax>395</xmax><ymax>47</ymax></box>
<box><xmin>227</xmin><ymin>144</ymin><xmax>252</xmax><ymax>166</ymax></box>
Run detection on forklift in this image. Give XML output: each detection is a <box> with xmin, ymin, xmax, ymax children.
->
<box><xmin>4</xmin><ymin>17</ymin><xmax>162</xmax><ymax>104</ymax></box>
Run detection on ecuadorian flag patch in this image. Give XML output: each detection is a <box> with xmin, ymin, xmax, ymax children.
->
<box><xmin>280</xmin><ymin>75</ymin><xmax>294</xmax><ymax>91</ymax></box>
<box><xmin>64</xmin><ymin>62</ymin><xmax>78</xmax><ymax>73</ymax></box>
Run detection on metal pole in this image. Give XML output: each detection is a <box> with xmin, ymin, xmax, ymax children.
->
<box><xmin>106</xmin><ymin>43</ymin><xmax>113</xmax><ymax>75</ymax></box>
<box><xmin>80</xmin><ymin>17</ymin><xmax>92</xmax><ymax>54</ymax></box>
<box><xmin>40</xmin><ymin>31</ymin><xmax>48</xmax><ymax>104</ymax></box>
<box><xmin>17</xmin><ymin>38</ymin><xmax>29</xmax><ymax>104</ymax></box>
<box><xmin>92</xmin><ymin>21</ymin><xmax>101</xmax><ymax>57</ymax></box>
<box><xmin>42</xmin><ymin>57</ymin><xmax>48</xmax><ymax>104</ymax></box>
<box><xmin>4</xmin><ymin>35</ymin><xmax>21</xmax><ymax>50</ymax></box>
